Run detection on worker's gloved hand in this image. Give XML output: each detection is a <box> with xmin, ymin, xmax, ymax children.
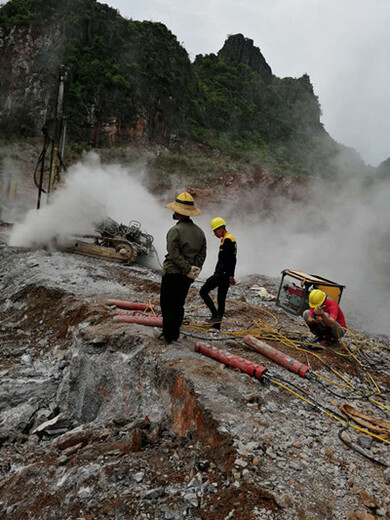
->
<box><xmin>187</xmin><ymin>266</ymin><xmax>201</xmax><ymax>280</ymax></box>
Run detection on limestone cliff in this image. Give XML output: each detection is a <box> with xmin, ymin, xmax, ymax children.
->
<box><xmin>217</xmin><ymin>33</ymin><xmax>272</xmax><ymax>82</ymax></box>
<box><xmin>0</xmin><ymin>0</ymin><xmax>194</xmax><ymax>145</ymax></box>
<box><xmin>0</xmin><ymin>0</ymin><xmax>370</xmax><ymax>179</ymax></box>
<box><xmin>0</xmin><ymin>23</ymin><xmax>64</xmax><ymax>135</ymax></box>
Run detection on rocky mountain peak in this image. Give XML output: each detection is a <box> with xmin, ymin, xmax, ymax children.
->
<box><xmin>217</xmin><ymin>33</ymin><xmax>272</xmax><ymax>82</ymax></box>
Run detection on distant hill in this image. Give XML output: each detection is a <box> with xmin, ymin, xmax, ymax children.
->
<box><xmin>0</xmin><ymin>0</ymin><xmax>372</xmax><ymax>179</ymax></box>
<box><xmin>376</xmin><ymin>157</ymin><xmax>390</xmax><ymax>178</ymax></box>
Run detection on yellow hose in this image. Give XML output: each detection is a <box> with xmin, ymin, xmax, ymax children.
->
<box><xmin>185</xmin><ymin>298</ymin><xmax>389</xmax><ymax>424</ymax></box>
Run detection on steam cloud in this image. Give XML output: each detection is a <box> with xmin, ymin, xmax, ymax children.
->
<box><xmin>226</xmin><ymin>174</ymin><xmax>390</xmax><ymax>335</ymax></box>
<box><xmin>9</xmin><ymin>151</ymin><xmax>390</xmax><ymax>335</ymax></box>
<box><xmin>9</xmin><ymin>152</ymin><xmax>168</xmax><ymax>262</ymax></box>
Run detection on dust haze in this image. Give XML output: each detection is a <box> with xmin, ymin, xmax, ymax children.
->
<box><xmin>9</xmin><ymin>151</ymin><xmax>390</xmax><ymax>335</ymax></box>
<box><xmin>225</xmin><ymin>173</ymin><xmax>390</xmax><ymax>335</ymax></box>
<box><xmin>9</xmin><ymin>152</ymin><xmax>168</xmax><ymax>261</ymax></box>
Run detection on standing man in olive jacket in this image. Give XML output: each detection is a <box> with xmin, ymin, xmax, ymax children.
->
<box><xmin>160</xmin><ymin>192</ymin><xmax>207</xmax><ymax>343</ymax></box>
<box><xmin>200</xmin><ymin>217</ymin><xmax>237</xmax><ymax>328</ymax></box>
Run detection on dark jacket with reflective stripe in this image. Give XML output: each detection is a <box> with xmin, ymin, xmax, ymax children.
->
<box><xmin>162</xmin><ymin>220</ymin><xmax>207</xmax><ymax>276</ymax></box>
<box><xmin>215</xmin><ymin>232</ymin><xmax>237</xmax><ymax>277</ymax></box>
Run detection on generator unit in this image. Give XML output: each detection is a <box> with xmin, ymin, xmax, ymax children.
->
<box><xmin>275</xmin><ymin>269</ymin><xmax>345</xmax><ymax>316</ymax></box>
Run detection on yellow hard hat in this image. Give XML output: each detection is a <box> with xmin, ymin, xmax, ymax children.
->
<box><xmin>211</xmin><ymin>217</ymin><xmax>226</xmax><ymax>231</ymax></box>
<box><xmin>309</xmin><ymin>289</ymin><xmax>326</xmax><ymax>308</ymax></box>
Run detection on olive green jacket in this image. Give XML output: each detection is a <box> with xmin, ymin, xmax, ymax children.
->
<box><xmin>162</xmin><ymin>220</ymin><xmax>207</xmax><ymax>276</ymax></box>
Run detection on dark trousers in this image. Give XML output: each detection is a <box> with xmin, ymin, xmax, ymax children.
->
<box><xmin>302</xmin><ymin>310</ymin><xmax>345</xmax><ymax>341</ymax></box>
<box><xmin>200</xmin><ymin>272</ymin><xmax>230</xmax><ymax>320</ymax></box>
<box><xmin>160</xmin><ymin>273</ymin><xmax>192</xmax><ymax>342</ymax></box>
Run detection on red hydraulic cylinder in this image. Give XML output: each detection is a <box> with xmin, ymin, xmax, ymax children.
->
<box><xmin>195</xmin><ymin>342</ymin><xmax>267</xmax><ymax>381</ymax></box>
<box><xmin>114</xmin><ymin>309</ymin><xmax>153</xmax><ymax>317</ymax></box>
<box><xmin>113</xmin><ymin>314</ymin><xmax>163</xmax><ymax>327</ymax></box>
<box><xmin>244</xmin><ymin>335</ymin><xmax>309</xmax><ymax>378</ymax></box>
<box><xmin>107</xmin><ymin>299</ymin><xmax>155</xmax><ymax>312</ymax></box>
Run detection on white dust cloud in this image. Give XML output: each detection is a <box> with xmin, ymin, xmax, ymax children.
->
<box><xmin>8</xmin><ymin>150</ymin><xmax>390</xmax><ymax>334</ymax></box>
<box><xmin>9</xmin><ymin>151</ymin><xmax>169</xmax><ymax>266</ymax></box>
<box><xmin>223</xmin><ymin>174</ymin><xmax>390</xmax><ymax>335</ymax></box>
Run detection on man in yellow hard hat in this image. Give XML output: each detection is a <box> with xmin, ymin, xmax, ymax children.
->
<box><xmin>200</xmin><ymin>217</ymin><xmax>237</xmax><ymax>328</ymax></box>
<box><xmin>303</xmin><ymin>289</ymin><xmax>346</xmax><ymax>346</ymax></box>
<box><xmin>160</xmin><ymin>192</ymin><xmax>207</xmax><ymax>343</ymax></box>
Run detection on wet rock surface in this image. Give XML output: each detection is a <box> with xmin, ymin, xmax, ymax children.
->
<box><xmin>0</xmin><ymin>238</ymin><xmax>389</xmax><ymax>519</ymax></box>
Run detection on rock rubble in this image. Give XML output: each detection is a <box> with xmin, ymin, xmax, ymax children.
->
<box><xmin>0</xmin><ymin>242</ymin><xmax>389</xmax><ymax>519</ymax></box>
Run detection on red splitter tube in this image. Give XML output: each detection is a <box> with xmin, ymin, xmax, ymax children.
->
<box><xmin>113</xmin><ymin>314</ymin><xmax>163</xmax><ymax>327</ymax></box>
<box><xmin>114</xmin><ymin>309</ymin><xmax>153</xmax><ymax>317</ymax></box>
<box><xmin>195</xmin><ymin>342</ymin><xmax>267</xmax><ymax>380</ymax></box>
<box><xmin>107</xmin><ymin>299</ymin><xmax>155</xmax><ymax>312</ymax></box>
<box><xmin>244</xmin><ymin>335</ymin><xmax>309</xmax><ymax>378</ymax></box>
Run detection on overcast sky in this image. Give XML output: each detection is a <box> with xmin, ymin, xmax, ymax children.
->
<box><xmin>103</xmin><ymin>0</ymin><xmax>389</xmax><ymax>166</ymax></box>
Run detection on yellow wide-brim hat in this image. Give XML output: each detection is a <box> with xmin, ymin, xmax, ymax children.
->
<box><xmin>166</xmin><ymin>191</ymin><xmax>202</xmax><ymax>216</ymax></box>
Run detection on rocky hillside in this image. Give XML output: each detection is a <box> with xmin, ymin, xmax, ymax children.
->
<box><xmin>0</xmin><ymin>0</ymin><xmax>193</xmax><ymax>143</ymax></box>
<box><xmin>0</xmin><ymin>0</ymin><xmax>371</xmax><ymax>179</ymax></box>
<box><xmin>0</xmin><ymin>224</ymin><xmax>389</xmax><ymax>519</ymax></box>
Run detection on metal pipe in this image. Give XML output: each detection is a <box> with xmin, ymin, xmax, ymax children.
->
<box><xmin>48</xmin><ymin>66</ymin><xmax>67</xmax><ymax>199</ymax></box>
<box><xmin>37</xmin><ymin>128</ymin><xmax>49</xmax><ymax>210</ymax></box>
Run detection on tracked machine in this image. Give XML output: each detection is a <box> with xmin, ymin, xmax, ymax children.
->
<box><xmin>68</xmin><ymin>217</ymin><xmax>155</xmax><ymax>264</ymax></box>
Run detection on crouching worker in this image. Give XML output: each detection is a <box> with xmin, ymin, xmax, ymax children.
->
<box><xmin>303</xmin><ymin>289</ymin><xmax>346</xmax><ymax>346</ymax></box>
<box><xmin>160</xmin><ymin>192</ymin><xmax>207</xmax><ymax>344</ymax></box>
<box><xmin>200</xmin><ymin>217</ymin><xmax>237</xmax><ymax>328</ymax></box>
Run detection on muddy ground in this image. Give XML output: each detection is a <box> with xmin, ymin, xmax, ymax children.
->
<box><xmin>0</xmin><ymin>223</ymin><xmax>389</xmax><ymax>519</ymax></box>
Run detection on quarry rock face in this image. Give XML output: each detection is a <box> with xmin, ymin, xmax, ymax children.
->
<box><xmin>0</xmin><ymin>237</ymin><xmax>389</xmax><ymax>519</ymax></box>
<box><xmin>0</xmin><ymin>1</ymin><xmax>195</xmax><ymax>144</ymax></box>
<box><xmin>217</xmin><ymin>33</ymin><xmax>273</xmax><ymax>82</ymax></box>
<box><xmin>0</xmin><ymin>23</ymin><xmax>63</xmax><ymax>135</ymax></box>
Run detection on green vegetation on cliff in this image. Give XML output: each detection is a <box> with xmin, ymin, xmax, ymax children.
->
<box><xmin>0</xmin><ymin>0</ymin><xmax>369</xmax><ymax>180</ymax></box>
<box><xmin>189</xmin><ymin>54</ymin><xmax>326</xmax><ymax>176</ymax></box>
